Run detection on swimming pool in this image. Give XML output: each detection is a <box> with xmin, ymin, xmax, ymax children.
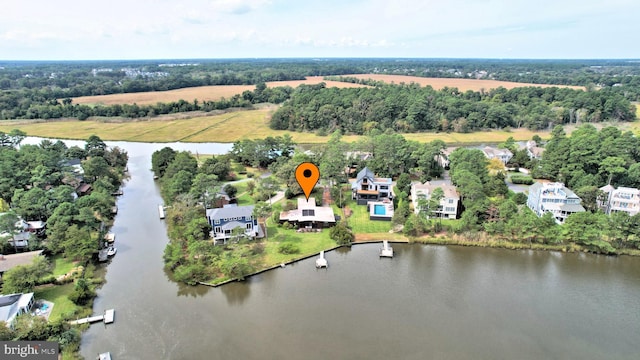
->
<box><xmin>374</xmin><ymin>204</ymin><xmax>386</xmax><ymax>215</ymax></box>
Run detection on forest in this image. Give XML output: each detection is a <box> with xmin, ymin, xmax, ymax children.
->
<box><xmin>270</xmin><ymin>83</ymin><xmax>636</xmax><ymax>134</ymax></box>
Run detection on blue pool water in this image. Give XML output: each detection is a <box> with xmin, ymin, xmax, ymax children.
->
<box><xmin>374</xmin><ymin>204</ymin><xmax>386</xmax><ymax>215</ymax></box>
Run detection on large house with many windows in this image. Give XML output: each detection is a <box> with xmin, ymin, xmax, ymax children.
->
<box><xmin>527</xmin><ymin>182</ymin><xmax>585</xmax><ymax>224</ymax></box>
<box><xmin>598</xmin><ymin>185</ymin><xmax>640</xmax><ymax>216</ymax></box>
<box><xmin>351</xmin><ymin>167</ymin><xmax>393</xmax><ymax>205</ymax></box>
<box><xmin>410</xmin><ymin>182</ymin><xmax>460</xmax><ymax>219</ymax></box>
<box><xmin>482</xmin><ymin>146</ymin><xmax>513</xmax><ymax>165</ymax></box>
<box><xmin>205</xmin><ymin>204</ymin><xmax>263</xmax><ymax>244</ymax></box>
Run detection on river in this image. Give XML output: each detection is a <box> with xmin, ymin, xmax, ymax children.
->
<box><xmin>23</xmin><ymin>138</ymin><xmax>640</xmax><ymax>359</ymax></box>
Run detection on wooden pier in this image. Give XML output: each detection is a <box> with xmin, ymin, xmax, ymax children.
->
<box><xmin>158</xmin><ymin>205</ymin><xmax>166</xmax><ymax>219</ymax></box>
<box><xmin>380</xmin><ymin>240</ymin><xmax>394</xmax><ymax>258</ymax></box>
<box><xmin>70</xmin><ymin>309</ymin><xmax>115</xmax><ymax>325</ymax></box>
<box><xmin>315</xmin><ymin>251</ymin><xmax>328</xmax><ymax>268</ymax></box>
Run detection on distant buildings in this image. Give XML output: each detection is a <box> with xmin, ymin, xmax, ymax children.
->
<box><xmin>525</xmin><ymin>140</ymin><xmax>545</xmax><ymax>160</ymax></box>
<box><xmin>598</xmin><ymin>185</ymin><xmax>640</xmax><ymax>216</ymax></box>
<box><xmin>482</xmin><ymin>146</ymin><xmax>513</xmax><ymax>165</ymax></box>
<box><xmin>411</xmin><ymin>182</ymin><xmax>460</xmax><ymax>219</ymax></box>
<box><xmin>351</xmin><ymin>167</ymin><xmax>393</xmax><ymax>205</ymax></box>
<box><xmin>527</xmin><ymin>182</ymin><xmax>585</xmax><ymax>224</ymax></box>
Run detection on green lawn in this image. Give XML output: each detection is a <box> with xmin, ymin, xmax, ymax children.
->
<box><xmin>34</xmin><ymin>284</ymin><xmax>82</xmax><ymax>322</ymax></box>
<box><xmin>51</xmin><ymin>255</ymin><xmax>78</xmax><ymax>277</ymax></box>
<box><xmin>263</xmin><ymin>220</ymin><xmax>337</xmax><ymax>265</ymax></box>
<box><xmin>346</xmin><ymin>203</ymin><xmax>393</xmax><ymax>233</ymax></box>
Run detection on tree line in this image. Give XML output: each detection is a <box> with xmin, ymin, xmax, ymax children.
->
<box><xmin>270</xmin><ymin>83</ymin><xmax>636</xmax><ymax>134</ymax></box>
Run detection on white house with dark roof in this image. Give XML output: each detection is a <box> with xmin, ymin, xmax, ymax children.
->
<box><xmin>279</xmin><ymin>198</ymin><xmax>336</xmax><ymax>229</ymax></box>
<box><xmin>411</xmin><ymin>182</ymin><xmax>460</xmax><ymax>219</ymax></box>
<box><xmin>527</xmin><ymin>182</ymin><xmax>585</xmax><ymax>224</ymax></box>
<box><xmin>205</xmin><ymin>204</ymin><xmax>263</xmax><ymax>244</ymax></box>
<box><xmin>482</xmin><ymin>146</ymin><xmax>513</xmax><ymax>164</ymax></box>
<box><xmin>598</xmin><ymin>185</ymin><xmax>640</xmax><ymax>216</ymax></box>
<box><xmin>0</xmin><ymin>293</ymin><xmax>35</xmax><ymax>328</ymax></box>
<box><xmin>351</xmin><ymin>167</ymin><xmax>393</xmax><ymax>205</ymax></box>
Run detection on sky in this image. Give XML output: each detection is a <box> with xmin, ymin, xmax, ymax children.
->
<box><xmin>1</xmin><ymin>0</ymin><xmax>639</xmax><ymax>60</ymax></box>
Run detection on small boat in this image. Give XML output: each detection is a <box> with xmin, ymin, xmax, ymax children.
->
<box><xmin>98</xmin><ymin>352</ymin><xmax>111</xmax><ymax>360</ymax></box>
<box><xmin>380</xmin><ymin>240</ymin><xmax>394</xmax><ymax>258</ymax></box>
<box><xmin>315</xmin><ymin>251</ymin><xmax>328</xmax><ymax>268</ymax></box>
<box><xmin>107</xmin><ymin>247</ymin><xmax>117</xmax><ymax>256</ymax></box>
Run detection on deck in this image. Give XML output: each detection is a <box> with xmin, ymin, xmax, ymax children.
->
<box><xmin>70</xmin><ymin>309</ymin><xmax>115</xmax><ymax>325</ymax></box>
<box><xmin>158</xmin><ymin>205</ymin><xmax>165</xmax><ymax>219</ymax></box>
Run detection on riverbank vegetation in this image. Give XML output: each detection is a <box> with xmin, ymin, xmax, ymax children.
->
<box><xmin>0</xmin><ymin>134</ymin><xmax>127</xmax><ymax>358</ymax></box>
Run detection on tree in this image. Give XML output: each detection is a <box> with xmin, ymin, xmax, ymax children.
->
<box><xmin>1</xmin><ymin>256</ymin><xmax>51</xmax><ymax>293</ymax></box>
<box><xmin>600</xmin><ymin>156</ymin><xmax>626</xmax><ymax>185</ymax></box>
<box><xmin>252</xmin><ymin>202</ymin><xmax>271</xmax><ymax>240</ymax></box>
<box><xmin>151</xmin><ymin>147</ymin><xmax>177</xmax><ymax>178</ymax></box>
<box><xmin>396</xmin><ymin>173</ymin><xmax>411</xmax><ymax>196</ymax></box>
<box><xmin>82</xmin><ymin>156</ymin><xmax>111</xmax><ymax>183</ymax></box>
<box><xmin>329</xmin><ymin>221</ymin><xmax>354</xmax><ymax>246</ymax></box>
<box><xmin>85</xmin><ymin>135</ymin><xmax>107</xmax><ymax>157</ymax></box>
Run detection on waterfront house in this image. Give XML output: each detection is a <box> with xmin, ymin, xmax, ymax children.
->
<box><xmin>482</xmin><ymin>146</ymin><xmax>513</xmax><ymax>165</ymax></box>
<box><xmin>351</xmin><ymin>167</ymin><xmax>393</xmax><ymax>205</ymax></box>
<box><xmin>205</xmin><ymin>204</ymin><xmax>263</xmax><ymax>244</ymax></box>
<box><xmin>279</xmin><ymin>198</ymin><xmax>336</xmax><ymax>229</ymax></box>
<box><xmin>0</xmin><ymin>292</ymin><xmax>35</xmax><ymax>328</ymax></box>
<box><xmin>527</xmin><ymin>182</ymin><xmax>585</xmax><ymax>224</ymax></box>
<box><xmin>598</xmin><ymin>185</ymin><xmax>640</xmax><ymax>216</ymax></box>
<box><xmin>411</xmin><ymin>182</ymin><xmax>460</xmax><ymax>219</ymax></box>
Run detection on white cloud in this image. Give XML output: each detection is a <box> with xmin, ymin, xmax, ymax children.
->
<box><xmin>209</xmin><ymin>0</ymin><xmax>272</xmax><ymax>14</ymax></box>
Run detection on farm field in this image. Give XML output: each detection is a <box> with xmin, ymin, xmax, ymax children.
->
<box><xmin>67</xmin><ymin>73</ymin><xmax>584</xmax><ymax>106</ymax></box>
<box><xmin>340</xmin><ymin>74</ymin><xmax>586</xmax><ymax>91</ymax></box>
<box><xmin>70</xmin><ymin>76</ymin><xmax>367</xmax><ymax>105</ymax></box>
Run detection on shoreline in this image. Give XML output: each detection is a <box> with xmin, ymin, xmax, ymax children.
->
<box><xmin>198</xmin><ymin>236</ymin><xmax>640</xmax><ymax>287</ymax></box>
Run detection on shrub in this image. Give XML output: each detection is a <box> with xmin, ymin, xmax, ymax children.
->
<box><xmin>278</xmin><ymin>242</ymin><xmax>301</xmax><ymax>254</ymax></box>
<box><xmin>510</xmin><ymin>175</ymin><xmax>534</xmax><ymax>185</ymax></box>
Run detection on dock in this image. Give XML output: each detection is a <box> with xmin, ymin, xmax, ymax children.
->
<box><xmin>111</xmin><ymin>189</ymin><xmax>123</xmax><ymax>196</ymax></box>
<box><xmin>380</xmin><ymin>240</ymin><xmax>394</xmax><ymax>258</ymax></box>
<box><xmin>98</xmin><ymin>352</ymin><xmax>111</xmax><ymax>360</ymax></box>
<box><xmin>158</xmin><ymin>205</ymin><xmax>165</xmax><ymax>219</ymax></box>
<box><xmin>70</xmin><ymin>309</ymin><xmax>115</xmax><ymax>325</ymax></box>
<box><xmin>315</xmin><ymin>251</ymin><xmax>328</xmax><ymax>268</ymax></box>
<box><xmin>104</xmin><ymin>232</ymin><xmax>115</xmax><ymax>243</ymax></box>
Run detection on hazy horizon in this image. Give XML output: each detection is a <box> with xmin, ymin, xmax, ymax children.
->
<box><xmin>1</xmin><ymin>0</ymin><xmax>638</xmax><ymax>61</ymax></box>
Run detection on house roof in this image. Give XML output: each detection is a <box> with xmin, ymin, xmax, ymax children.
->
<box><xmin>77</xmin><ymin>183</ymin><xmax>92</xmax><ymax>193</ymax></box>
<box><xmin>0</xmin><ymin>293</ymin><xmax>34</xmax><ymax>324</ymax></box>
<box><xmin>412</xmin><ymin>182</ymin><xmax>460</xmax><ymax>199</ymax></box>
<box><xmin>356</xmin><ymin>167</ymin><xmax>375</xmax><ymax>181</ymax></box>
<box><xmin>0</xmin><ymin>250</ymin><xmax>43</xmax><ymax>273</ymax></box>
<box><xmin>599</xmin><ymin>184</ymin><xmax>615</xmax><ymax>193</ymax></box>
<box><xmin>482</xmin><ymin>146</ymin><xmax>513</xmax><ymax>158</ymax></box>
<box><xmin>280</xmin><ymin>197</ymin><xmax>336</xmax><ymax>223</ymax></box>
<box><xmin>206</xmin><ymin>204</ymin><xmax>255</xmax><ymax>220</ymax></box>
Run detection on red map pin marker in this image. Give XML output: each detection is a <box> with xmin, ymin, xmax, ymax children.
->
<box><xmin>295</xmin><ymin>162</ymin><xmax>320</xmax><ymax>201</ymax></box>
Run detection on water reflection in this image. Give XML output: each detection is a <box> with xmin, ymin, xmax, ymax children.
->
<box><xmin>220</xmin><ymin>281</ymin><xmax>251</xmax><ymax>306</ymax></box>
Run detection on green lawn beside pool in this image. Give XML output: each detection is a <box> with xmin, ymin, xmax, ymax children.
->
<box><xmin>34</xmin><ymin>284</ymin><xmax>82</xmax><ymax>322</ymax></box>
<box><xmin>345</xmin><ymin>202</ymin><xmax>392</xmax><ymax>233</ymax></box>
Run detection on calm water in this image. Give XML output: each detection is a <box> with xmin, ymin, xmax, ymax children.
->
<box><xmin>28</xmin><ymin>137</ymin><xmax>638</xmax><ymax>360</ymax></box>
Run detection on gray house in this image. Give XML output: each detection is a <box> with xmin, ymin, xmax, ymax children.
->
<box><xmin>527</xmin><ymin>182</ymin><xmax>585</xmax><ymax>224</ymax></box>
<box><xmin>351</xmin><ymin>167</ymin><xmax>393</xmax><ymax>205</ymax></box>
<box><xmin>205</xmin><ymin>204</ymin><xmax>264</xmax><ymax>244</ymax></box>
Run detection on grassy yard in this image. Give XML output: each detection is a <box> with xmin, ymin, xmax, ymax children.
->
<box><xmin>263</xmin><ymin>220</ymin><xmax>337</xmax><ymax>265</ymax></box>
<box><xmin>33</xmin><ymin>284</ymin><xmax>83</xmax><ymax>322</ymax></box>
<box><xmin>345</xmin><ymin>203</ymin><xmax>393</xmax><ymax>233</ymax></box>
<box><xmin>51</xmin><ymin>255</ymin><xmax>78</xmax><ymax>277</ymax></box>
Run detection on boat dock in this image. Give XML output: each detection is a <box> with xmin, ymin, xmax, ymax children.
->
<box><xmin>98</xmin><ymin>352</ymin><xmax>112</xmax><ymax>360</ymax></box>
<box><xmin>70</xmin><ymin>309</ymin><xmax>115</xmax><ymax>325</ymax></box>
<box><xmin>158</xmin><ymin>205</ymin><xmax>165</xmax><ymax>219</ymax></box>
<box><xmin>315</xmin><ymin>251</ymin><xmax>328</xmax><ymax>268</ymax></box>
<box><xmin>380</xmin><ymin>240</ymin><xmax>394</xmax><ymax>258</ymax></box>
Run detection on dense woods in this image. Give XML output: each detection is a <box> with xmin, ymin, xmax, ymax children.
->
<box><xmin>270</xmin><ymin>83</ymin><xmax>636</xmax><ymax>134</ymax></box>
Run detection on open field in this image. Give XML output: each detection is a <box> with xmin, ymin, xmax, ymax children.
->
<box><xmin>2</xmin><ymin>107</ymin><xmax>638</xmax><ymax>144</ymax></box>
<box><xmin>70</xmin><ymin>76</ymin><xmax>367</xmax><ymax>105</ymax></box>
<box><xmin>341</xmin><ymin>74</ymin><xmax>586</xmax><ymax>91</ymax></box>
<box><xmin>34</xmin><ymin>283</ymin><xmax>80</xmax><ymax>322</ymax></box>
<box><xmin>69</xmin><ymin>74</ymin><xmax>583</xmax><ymax>106</ymax></box>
